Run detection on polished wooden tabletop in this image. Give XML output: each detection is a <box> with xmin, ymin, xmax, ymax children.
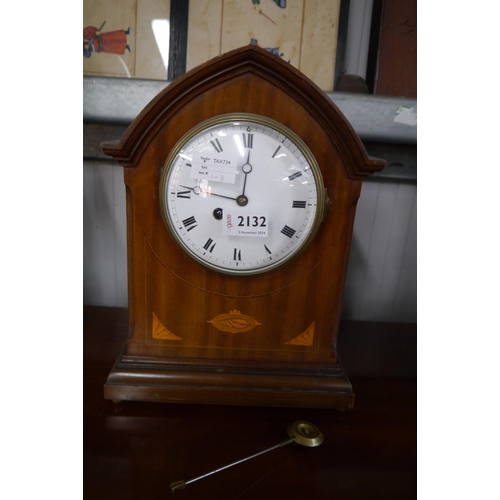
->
<box><xmin>84</xmin><ymin>306</ymin><xmax>416</xmax><ymax>499</ymax></box>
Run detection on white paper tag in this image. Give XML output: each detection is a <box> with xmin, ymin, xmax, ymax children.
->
<box><xmin>223</xmin><ymin>210</ymin><xmax>269</xmax><ymax>237</ymax></box>
<box><xmin>190</xmin><ymin>151</ymin><xmax>238</xmax><ymax>184</ymax></box>
<box><xmin>394</xmin><ymin>106</ymin><xmax>417</xmax><ymax>126</ymax></box>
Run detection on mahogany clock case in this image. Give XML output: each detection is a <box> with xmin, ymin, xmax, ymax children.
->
<box><xmin>101</xmin><ymin>45</ymin><xmax>385</xmax><ymax>409</ymax></box>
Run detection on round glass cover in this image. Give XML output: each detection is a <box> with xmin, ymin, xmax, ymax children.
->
<box><xmin>159</xmin><ymin>113</ymin><xmax>326</xmax><ymax>276</ymax></box>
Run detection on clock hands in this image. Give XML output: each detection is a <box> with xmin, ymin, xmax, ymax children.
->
<box><xmin>179</xmin><ymin>185</ymin><xmax>202</xmax><ymax>195</ymax></box>
<box><xmin>179</xmin><ymin>150</ymin><xmax>253</xmax><ymax>207</ymax></box>
<box><xmin>241</xmin><ymin>150</ymin><xmax>253</xmax><ymax>197</ymax></box>
<box><xmin>236</xmin><ymin>150</ymin><xmax>253</xmax><ymax>207</ymax></box>
<box><xmin>179</xmin><ymin>184</ymin><xmax>238</xmax><ymax>202</ymax></box>
<box><xmin>208</xmin><ymin>192</ymin><xmax>239</xmax><ymax>202</ymax></box>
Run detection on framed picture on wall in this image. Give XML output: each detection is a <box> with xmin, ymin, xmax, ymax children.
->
<box><xmin>83</xmin><ymin>0</ymin><xmax>176</xmax><ymax>80</ymax></box>
<box><xmin>84</xmin><ymin>0</ymin><xmax>341</xmax><ymax>91</ymax></box>
<box><xmin>187</xmin><ymin>0</ymin><xmax>341</xmax><ymax>92</ymax></box>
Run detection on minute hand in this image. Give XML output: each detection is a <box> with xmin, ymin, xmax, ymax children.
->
<box><xmin>240</xmin><ymin>150</ymin><xmax>253</xmax><ymax>196</ymax></box>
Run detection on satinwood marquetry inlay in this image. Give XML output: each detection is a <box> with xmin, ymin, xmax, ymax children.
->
<box><xmin>152</xmin><ymin>312</ymin><xmax>183</xmax><ymax>340</ymax></box>
<box><xmin>284</xmin><ymin>321</ymin><xmax>315</xmax><ymax>346</ymax></box>
<box><xmin>207</xmin><ymin>310</ymin><xmax>262</xmax><ymax>334</ymax></box>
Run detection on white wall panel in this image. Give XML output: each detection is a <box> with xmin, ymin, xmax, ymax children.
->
<box><xmin>341</xmin><ymin>180</ymin><xmax>417</xmax><ymax>322</ymax></box>
<box><xmin>83</xmin><ymin>160</ymin><xmax>127</xmax><ymax>307</ymax></box>
<box><xmin>344</xmin><ymin>0</ymin><xmax>374</xmax><ymax>79</ymax></box>
<box><xmin>83</xmin><ymin>160</ymin><xmax>416</xmax><ymax>322</ymax></box>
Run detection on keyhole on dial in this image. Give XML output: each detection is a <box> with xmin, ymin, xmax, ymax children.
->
<box><xmin>213</xmin><ymin>208</ymin><xmax>223</xmax><ymax>220</ymax></box>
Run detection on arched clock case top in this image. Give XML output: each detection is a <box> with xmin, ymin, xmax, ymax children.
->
<box><xmin>101</xmin><ymin>44</ymin><xmax>385</xmax><ymax>409</ymax></box>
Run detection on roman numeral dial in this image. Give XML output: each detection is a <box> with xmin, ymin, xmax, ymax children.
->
<box><xmin>210</xmin><ymin>138</ymin><xmax>223</xmax><ymax>153</ymax></box>
<box><xmin>288</xmin><ymin>172</ymin><xmax>303</xmax><ymax>181</ymax></box>
<box><xmin>182</xmin><ymin>216</ymin><xmax>197</xmax><ymax>232</ymax></box>
<box><xmin>175</xmin><ymin>189</ymin><xmax>191</xmax><ymax>199</ymax></box>
<box><xmin>203</xmin><ymin>238</ymin><xmax>217</xmax><ymax>253</ymax></box>
<box><xmin>160</xmin><ymin>114</ymin><xmax>326</xmax><ymax>276</ymax></box>
<box><xmin>281</xmin><ymin>225</ymin><xmax>297</xmax><ymax>238</ymax></box>
<box><xmin>242</xmin><ymin>133</ymin><xmax>253</xmax><ymax>148</ymax></box>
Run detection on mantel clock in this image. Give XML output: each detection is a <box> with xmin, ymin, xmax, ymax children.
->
<box><xmin>101</xmin><ymin>45</ymin><xmax>385</xmax><ymax>409</ymax></box>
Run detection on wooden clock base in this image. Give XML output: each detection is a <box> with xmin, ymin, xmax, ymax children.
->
<box><xmin>104</xmin><ymin>348</ymin><xmax>355</xmax><ymax>409</ymax></box>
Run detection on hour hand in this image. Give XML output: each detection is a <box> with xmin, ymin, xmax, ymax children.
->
<box><xmin>179</xmin><ymin>184</ymin><xmax>237</xmax><ymax>201</ymax></box>
<box><xmin>179</xmin><ymin>184</ymin><xmax>202</xmax><ymax>195</ymax></box>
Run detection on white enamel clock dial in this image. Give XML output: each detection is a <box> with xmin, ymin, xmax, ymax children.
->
<box><xmin>159</xmin><ymin>114</ymin><xmax>327</xmax><ymax>276</ymax></box>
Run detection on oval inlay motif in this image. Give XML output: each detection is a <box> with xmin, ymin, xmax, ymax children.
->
<box><xmin>207</xmin><ymin>310</ymin><xmax>262</xmax><ymax>334</ymax></box>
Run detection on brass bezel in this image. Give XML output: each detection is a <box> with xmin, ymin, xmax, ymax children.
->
<box><xmin>159</xmin><ymin>113</ymin><xmax>327</xmax><ymax>276</ymax></box>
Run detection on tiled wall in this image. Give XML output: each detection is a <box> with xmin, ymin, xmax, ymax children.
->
<box><xmin>83</xmin><ymin>0</ymin><xmax>341</xmax><ymax>90</ymax></box>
